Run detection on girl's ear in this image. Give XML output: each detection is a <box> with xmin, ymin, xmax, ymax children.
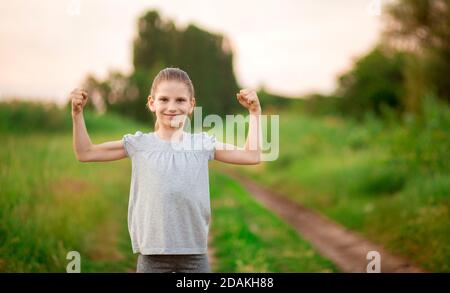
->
<box><xmin>148</xmin><ymin>95</ymin><xmax>156</xmax><ymax>112</ymax></box>
<box><xmin>189</xmin><ymin>97</ymin><xmax>196</xmax><ymax>114</ymax></box>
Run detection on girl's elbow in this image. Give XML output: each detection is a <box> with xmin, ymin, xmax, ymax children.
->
<box><xmin>76</xmin><ymin>154</ymin><xmax>88</xmax><ymax>162</ymax></box>
<box><xmin>75</xmin><ymin>151</ymin><xmax>90</xmax><ymax>162</ymax></box>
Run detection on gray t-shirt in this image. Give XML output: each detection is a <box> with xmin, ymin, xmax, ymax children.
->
<box><xmin>122</xmin><ymin>130</ymin><xmax>216</xmax><ymax>255</ymax></box>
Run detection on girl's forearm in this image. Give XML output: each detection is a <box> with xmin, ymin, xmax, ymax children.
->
<box><xmin>72</xmin><ymin>112</ymin><xmax>93</xmax><ymax>160</ymax></box>
<box><xmin>244</xmin><ymin>112</ymin><xmax>262</xmax><ymax>161</ymax></box>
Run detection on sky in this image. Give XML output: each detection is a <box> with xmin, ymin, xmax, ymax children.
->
<box><xmin>0</xmin><ymin>0</ymin><xmax>383</xmax><ymax>106</ymax></box>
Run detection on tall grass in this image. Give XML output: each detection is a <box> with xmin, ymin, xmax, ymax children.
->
<box><xmin>0</xmin><ymin>100</ymin><xmax>337</xmax><ymax>272</ymax></box>
<box><xmin>209</xmin><ymin>171</ymin><xmax>337</xmax><ymax>272</ymax></box>
<box><xmin>232</xmin><ymin>94</ymin><xmax>449</xmax><ymax>271</ymax></box>
<box><xmin>0</xmin><ymin>103</ymin><xmax>144</xmax><ymax>271</ymax></box>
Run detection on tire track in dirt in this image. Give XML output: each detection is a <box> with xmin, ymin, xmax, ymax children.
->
<box><xmin>224</xmin><ymin>170</ymin><xmax>425</xmax><ymax>273</ymax></box>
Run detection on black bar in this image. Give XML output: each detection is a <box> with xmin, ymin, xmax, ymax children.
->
<box><xmin>0</xmin><ymin>273</ymin><xmax>448</xmax><ymax>292</ymax></box>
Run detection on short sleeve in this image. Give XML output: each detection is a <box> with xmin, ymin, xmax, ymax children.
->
<box><xmin>122</xmin><ymin>131</ymin><xmax>144</xmax><ymax>157</ymax></box>
<box><xmin>202</xmin><ymin>132</ymin><xmax>216</xmax><ymax>161</ymax></box>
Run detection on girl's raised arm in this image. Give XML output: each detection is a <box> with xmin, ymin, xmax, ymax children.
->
<box><xmin>214</xmin><ymin>89</ymin><xmax>262</xmax><ymax>165</ymax></box>
<box><xmin>71</xmin><ymin>88</ymin><xmax>127</xmax><ymax>162</ymax></box>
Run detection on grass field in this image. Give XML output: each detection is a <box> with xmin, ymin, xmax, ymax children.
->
<box><xmin>1</xmin><ymin>97</ymin><xmax>447</xmax><ymax>271</ymax></box>
<box><xmin>209</xmin><ymin>171</ymin><xmax>337</xmax><ymax>272</ymax></box>
<box><xmin>230</xmin><ymin>95</ymin><xmax>449</xmax><ymax>271</ymax></box>
<box><xmin>0</xmin><ymin>108</ymin><xmax>337</xmax><ymax>272</ymax></box>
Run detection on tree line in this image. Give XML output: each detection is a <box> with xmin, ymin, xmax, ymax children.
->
<box><xmin>71</xmin><ymin>1</ymin><xmax>449</xmax><ymax>123</ymax></box>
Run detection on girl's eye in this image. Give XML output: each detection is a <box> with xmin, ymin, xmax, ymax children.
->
<box><xmin>177</xmin><ymin>99</ymin><xmax>186</xmax><ymax>103</ymax></box>
<box><xmin>160</xmin><ymin>98</ymin><xmax>168</xmax><ymax>102</ymax></box>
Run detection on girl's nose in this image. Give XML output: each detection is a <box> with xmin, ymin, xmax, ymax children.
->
<box><xmin>167</xmin><ymin>106</ymin><xmax>177</xmax><ymax>113</ymax></box>
<box><xmin>167</xmin><ymin>103</ymin><xmax>178</xmax><ymax>112</ymax></box>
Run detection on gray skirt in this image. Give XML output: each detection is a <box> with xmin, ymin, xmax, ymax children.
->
<box><xmin>136</xmin><ymin>254</ymin><xmax>211</xmax><ymax>273</ymax></box>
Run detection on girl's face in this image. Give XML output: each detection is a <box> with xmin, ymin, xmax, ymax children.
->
<box><xmin>148</xmin><ymin>80</ymin><xmax>195</xmax><ymax>129</ymax></box>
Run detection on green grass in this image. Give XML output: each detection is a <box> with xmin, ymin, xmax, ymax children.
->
<box><xmin>230</xmin><ymin>95</ymin><xmax>450</xmax><ymax>271</ymax></box>
<box><xmin>2</xmin><ymin>96</ymin><xmax>447</xmax><ymax>272</ymax></box>
<box><xmin>209</xmin><ymin>170</ymin><xmax>337</xmax><ymax>272</ymax></box>
<box><xmin>0</xmin><ymin>103</ymin><xmax>336</xmax><ymax>272</ymax></box>
<box><xmin>0</xmin><ymin>113</ymin><xmax>143</xmax><ymax>272</ymax></box>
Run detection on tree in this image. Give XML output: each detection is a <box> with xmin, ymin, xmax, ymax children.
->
<box><xmin>83</xmin><ymin>10</ymin><xmax>240</xmax><ymax>124</ymax></box>
<box><xmin>132</xmin><ymin>11</ymin><xmax>239</xmax><ymax>119</ymax></box>
<box><xmin>335</xmin><ymin>46</ymin><xmax>407</xmax><ymax>118</ymax></box>
<box><xmin>384</xmin><ymin>0</ymin><xmax>450</xmax><ymax>103</ymax></box>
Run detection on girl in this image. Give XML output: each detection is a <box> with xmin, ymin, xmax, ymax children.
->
<box><xmin>71</xmin><ymin>67</ymin><xmax>261</xmax><ymax>273</ymax></box>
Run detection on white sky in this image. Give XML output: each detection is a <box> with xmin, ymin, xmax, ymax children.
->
<box><xmin>0</xmin><ymin>0</ymin><xmax>383</xmax><ymax>105</ymax></box>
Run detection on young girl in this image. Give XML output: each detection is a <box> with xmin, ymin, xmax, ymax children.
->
<box><xmin>71</xmin><ymin>67</ymin><xmax>261</xmax><ymax>273</ymax></box>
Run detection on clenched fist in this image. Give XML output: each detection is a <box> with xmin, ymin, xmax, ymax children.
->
<box><xmin>70</xmin><ymin>88</ymin><xmax>88</xmax><ymax>116</ymax></box>
<box><xmin>236</xmin><ymin>89</ymin><xmax>261</xmax><ymax>115</ymax></box>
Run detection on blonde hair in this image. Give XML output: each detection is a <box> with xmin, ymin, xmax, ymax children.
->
<box><xmin>147</xmin><ymin>67</ymin><xmax>195</xmax><ymax>131</ymax></box>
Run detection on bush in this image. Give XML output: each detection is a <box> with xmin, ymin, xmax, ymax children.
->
<box><xmin>0</xmin><ymin>100</ymin><xmax>70</xmax><ymax>134</ymax></box>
